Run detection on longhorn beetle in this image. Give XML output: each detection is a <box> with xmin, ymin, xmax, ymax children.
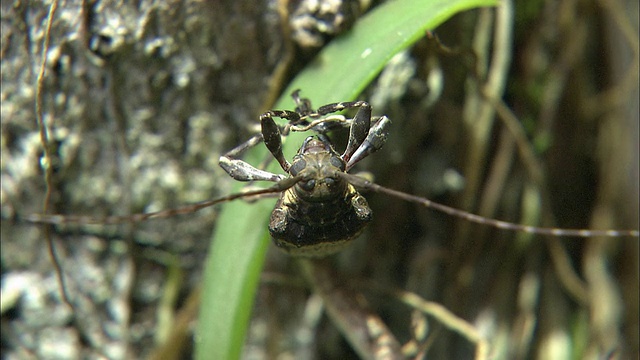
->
<box><xmin>24</xmin><ymin>90</ymin><xmax>640</xmax><ymax>243</ymax></box>
<box><xmin>4</xmin><ymin>1</ymin><xmax>638</xmax><ymax>358</ymax></box>
<box><xmin>10</xmin><ymin>89</ymin><xmax>640</xmax><ymax>359</ymax></box>
<box><xmin>24</xmin><ymin>91</ymin><xmax>639</xmax><ymax>247</ymax></box>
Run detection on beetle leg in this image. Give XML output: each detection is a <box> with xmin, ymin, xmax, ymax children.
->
<box><xmin>219</xmin><ymin>156</ymin><xmax>285</xmax><ymax>182</ymax></box>
<box><xmin>345</xmin><ymin>116</ymin><xmax>391</xmax><ymax>170</ymax></box>
<box><xmin>291</xmin><ymin>89</ymin><xmax>313</xmax><ymax>115</ymax></box>
<box><xmin>218</xmin><ymin>111</ymin><xmax>296</xmax><ymax>181</ymax></box>
<box><xmin>341</xmin><ymin>102</ymin><xmax>372</xmax><ymax>164</ymax></box>
<box><xmin>260</xmin><ymin>112</ymin><xmax>292</xmax><ymax>172</ymax></box>
<box><xmin>309</xmin><ymin>100</ymin><xmax>374</xmax><ymax>162</ymax></box>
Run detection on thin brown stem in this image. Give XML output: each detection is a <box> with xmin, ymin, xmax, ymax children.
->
<box><xmin>35</xmin><ymin>0</ymin><xmax>72</xmax><ymax>309</ymax></box>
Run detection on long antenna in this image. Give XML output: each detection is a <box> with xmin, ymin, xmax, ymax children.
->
<box><xmin>23</xmin><ymin>177</ymin><xmax>302</xmax><ymax>226</ymax></box>
<box><xmin>338</xmin><ymin>172</ymin><xmax>639</xmax><ymax>238</ymax></box>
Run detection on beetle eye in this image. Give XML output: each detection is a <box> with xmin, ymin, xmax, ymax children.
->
<box><xmin>325</xmin><ymin>177</ymin><xmax>336</xmax><ymax>187</ymax></box>
<box><xmin>329</xmin><ymin>156</ymin><xmax>345</xmax><ymax>171</ymax></box>
<box><xmin>290</xmin><ymin>159</ymin><xmax>306</xmax><ymax>176</ymax></box>
<box><xmin>300</xmin><ymin>179</ymin><xmax>316</xmax><ymax>191</ymax></box>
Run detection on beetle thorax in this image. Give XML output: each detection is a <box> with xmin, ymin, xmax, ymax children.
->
<box><xmin>289</xmin><ymin>137</ymin><xmax>348</xmax><ymax>202</ymax></box>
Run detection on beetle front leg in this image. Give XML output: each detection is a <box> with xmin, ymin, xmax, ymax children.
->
<box><xmin>218</xmin><ymin>120</ymin><xmax>288</xmax><ymax>182</ymax></box>
<box><xmin>219</xmin><ymin>156</ymin><xmax>285</xmax><ymax>182</ymax></box>
<box><xmin>220</xmin><ymin>106</ymin><xmax>306</xmax><ymax>181</ymax></box>
<box><xmin>260</xmin><ymin>112</ymin><xmax>292</xmax><ymax>172</ymax></box>
<box><xmin>345</xmin><ymin>116</ymin><xmax>391</xmax><ymax>170</ymax></box>
<box><xmin>341</xmin><ymin>102</ymin><xmax>372</xmax><ymax>164</ymax></box>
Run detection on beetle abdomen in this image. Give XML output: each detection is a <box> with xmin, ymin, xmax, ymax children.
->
<box><xmin>269</xmin><ymin>186</ymin><xmax>372</xmax><ymax>257</ymax></box>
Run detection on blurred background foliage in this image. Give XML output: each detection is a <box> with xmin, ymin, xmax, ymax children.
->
<box><xmin>1</xmin><ymin>0</ymin><xmax>637</xmax><ymax>359</ymax></box>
